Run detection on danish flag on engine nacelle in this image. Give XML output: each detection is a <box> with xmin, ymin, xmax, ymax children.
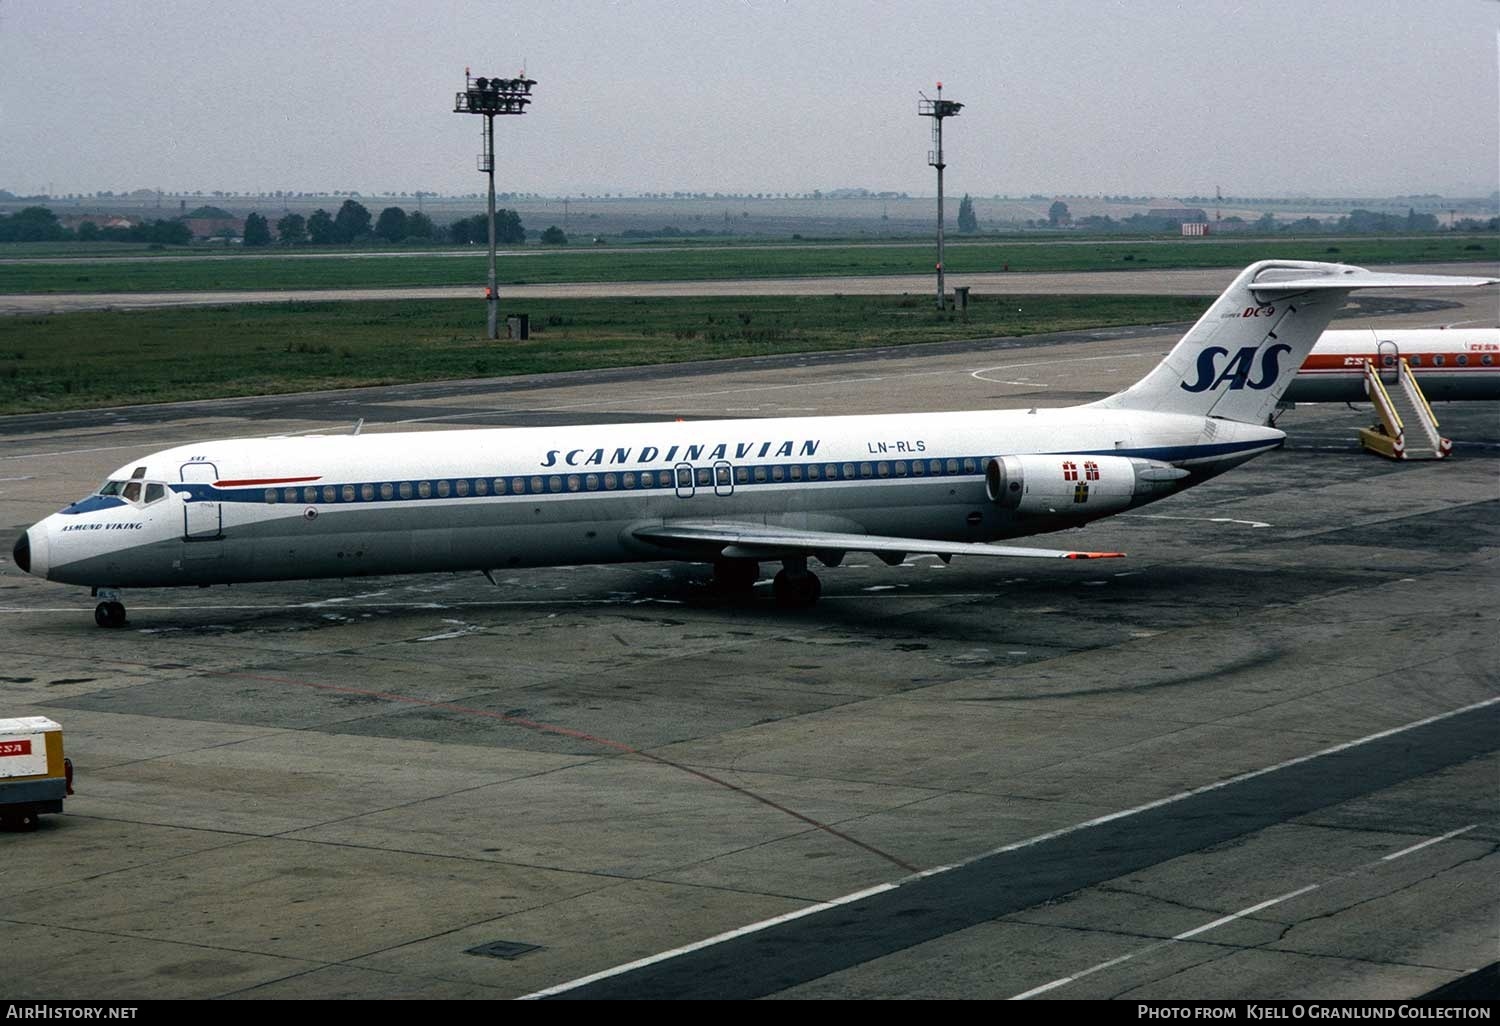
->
<box><xmin>11</xmin><ymin>261</ymin><xmax>1497</xmax><ymax>626</ymax></box>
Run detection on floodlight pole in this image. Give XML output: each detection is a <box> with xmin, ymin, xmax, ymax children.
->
<box><xmin>483</xmin><ymin>113</ymin><xmax>498</xmax><ymax>339</ymax></box>
<box><xmin>454</xmin><ymin>69</ymin><xmax>535</xmax><ymax>340</ymax></box>
<box><xmin>919</xmin><ymin>83</ymin><xmax>962</xmax><ymax>311</ymax></box>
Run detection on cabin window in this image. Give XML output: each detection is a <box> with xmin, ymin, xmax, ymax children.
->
<box><xmin>696</xmin><ymin>468</ymin><xmax>712</xmax><ymax>486</ymax></box>
<box><xmin>548</xmin><ymin>475</ymin><xmax>562</xmax><ymax>493</ymax></box>
<box><xmin>437</xmin><ymin>480</ymin><xmax>450</xmax><ymax>498</ymax></box>
<box><xmin>399</xmin><ymin>482</ymin><xmax>413</xmax><ymax>499</ymax></box>
<box><xmin>807</xmin><ymin>464</ymin><xmax>821</xmax><ymax>480</ymax></box>
<box><xmin>1433</xmin><ymin>355</ymin><xmax>1445</xmax><ymax>367</ymax></box>
<box><xmin>1409</xmin><ymin>355</ymin><xmax>1421</xmax><ymax>367</ymax></box>
<box><xmin>510</xmin><ymin>478</ymin><xmax>525</xmax><ymax>495</ymax></box>
<box><xmin>1483</xmin><ymin>354</ymin><xmax>1494</xmax><ymax>366</ymax></box>
<box><xmin>530</xmin><ymin>476</ymin><xmax>544</xmax><ymax>494</ymax></box>
<box><xmin>658</xmin><ymin>470</ymin><xmax>673</xmax><ymax>488</ymax></box>
<box><xmin>1382</xmin><ymin>354</ymin><xmax>1396</xmax><ymax>367</ymax></box>
<box><xmin>1457</xmin><ymin>354</ymin><xmax>1469</xmax><ymax>366</ymax></box>
<box><xmin>474</xmin><ymin>478</ymin><xmax>488</xmax><ymax>496</ymax></box>
<box><xmin>623</xmin><ymin>472</ymin><xmax>637</xmax><ymax>489</ymax></box>
<box><xmin>144</xmin><ymin>483</ymin><xmax>165</xmax><ymax>504</ymax></box>
<box><xmin>842</xmin><ymin>463</ymin><xmax>856</xmax><ymax>479</ymax></box>
<box><xmin>771</xmin><ymin>465</ymin><xmax>785</xmax><ymax>482</ymax></box>
<box><xmin>586</xmin><ymin>474</ymin><xmax>599</xmax><ymax>491</ymax></box>
<box><xmin>859</xmin><ymin>462</ymin><xmax>873</xmax><ymax>478</ymax></box>
<box><xmin>639</xmin><ymin>471</ymin><xmax>654</xmax><ymax>488</ymax></box>
<box><xmin>285</xmin><ymin>488</ymin><xmax>299</xmax><ymax>503</ymax></box>
<box><xmin>877</xmin><ymin>462</ymin><xmax>890</xmax><ymax>478</ymax></box>
<box><xmin>604</xmin><ymin>473</ymin><xmax>617</xmax><ymax>490</ymax></box>
<box><xmin>567</xmin><ymin>475</ymin><xmax>581</xmax><ymax>492</ymax></box>
<box><xmin>323</xmin><ymin>486</ymin><xmax>336</xmax><ymax>503</ymax></box>
<box><xmin>912</xmin><ymin>460</ymin><xmax>925</xmax><ymax>476</ymax></box>
<box><xmin>341</xmin><ymin>485</ymin><xmax>356</xmax><ymax>502</ymax></box>
<box><xmin>303</xmin><ymin>487</ymin><xmax>317</xmax><ymax>503</ymax></box>
<box><xmin>736</xmin><ymin>466</ymin><xmax>750</xmax><ymax>484</ymax></box>
<box><xmin>264</xmin><ymin>489</ymin><xmax>277</xmax><ymax>504</ymax></box>
<box><xmin>456</xmin><ymin>479</ymin><xmax>470</xmax><ymax>496</ymax></box>
<box><xmin>894</xmin><ymin>461</ymin><xmax>907</xmax><ymax>477</ymax></box>
<box><xmin>380</xmin><ymin>483</ymin><xmax>394</xmax><ymax>500</ymax></box>
<box><xmin>946</xmin><ymin>459</ymin><xmax>959</xmax><ymax>474</ymax></box>
<box><xmin>824</xmin><ymin>464</ymin><xmax>838</xmax><ymax>480</ymax></box>
<box><xmin>357</xmin><ymin>484</ymin><xmax>371</xmax><ymax>501</ymax></box>
<box><xmin>754</xmin><ymin>466</ymin><xmax>767</xmax><ymax>482</ymax></box>
<box><xmin>493</xmin><ymin>478</ymin><xmax>507</xmax><ymax>495</ymax></box>
<box><xmin>418</xmin><ymin>482</ymin><xmax>431</xmax><ymax>498</ymax></box>
<box><xmin>789</xmin><ymin>465</ymin><xmax>803</xmax><ymax>481</ymax></box>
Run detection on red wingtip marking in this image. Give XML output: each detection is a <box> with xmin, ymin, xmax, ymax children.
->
<box><xmin>1066</xmin><ymin>551</ymin><xmax>1126</xmax><ymax>559</ymax></box>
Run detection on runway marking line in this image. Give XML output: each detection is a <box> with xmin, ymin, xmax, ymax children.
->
<box><xmin>519</xmin><ymin>694</ymin><xmax>1500</xmax><ymax>1000</ymax></box>
<box><xmin>1010</xmin><ymin>822</ymin><xmax>1480</xmax><ymax>1000</ymax></box>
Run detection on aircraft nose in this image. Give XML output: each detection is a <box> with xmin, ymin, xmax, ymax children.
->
<box><xmin>12</xmin><ymin>522</ymin><xmax>48</xmax><ymax>578</ymax></box>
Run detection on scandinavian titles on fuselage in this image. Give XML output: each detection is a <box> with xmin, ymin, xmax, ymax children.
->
<box><xmin>541</xmin><ymin>438</ymin><xmax>821</xmax><ymax>468</ymax></box>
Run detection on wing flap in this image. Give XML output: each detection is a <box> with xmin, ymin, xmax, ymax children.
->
<box><xmin>632</xmin><ymin>521</ymin><xmax>1123</xmax><ymax>561</ymax></box>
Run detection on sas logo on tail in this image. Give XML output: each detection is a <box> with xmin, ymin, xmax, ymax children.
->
<box><xmin>1180</xmin><ymin>343</ymin><xmax>1293</xmax><ymax>393</ymax></box>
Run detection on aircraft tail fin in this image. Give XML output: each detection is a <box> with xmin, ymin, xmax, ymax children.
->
<box><xmin>1093</xmin><ymin>260</ymin><xmax>1497</xmax><ymax>425</ymax></box>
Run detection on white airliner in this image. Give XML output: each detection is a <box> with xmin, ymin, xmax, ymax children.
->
<box><xmin>11</xmin><ymin>260</ymin><xmax>1496</xmax><ymax>627</ymax></box>
<box><xmin>1291</xmin><ymin>328</ymin><xmax>1500</xmax><ymax>402</ymax></box>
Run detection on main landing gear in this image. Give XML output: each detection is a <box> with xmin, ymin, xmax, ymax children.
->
<box><xmin>710</xmin><ymin>557</ymin><xmax>823</xmax><ymax>607</ymax></box>
<box><xmin>771</xmin><ymin>557</ymin><xmax>821</xmax><ymax>608</ymax></box>
<box><xmin>92</xmin><ymin>588</ymin><xmax>127</xmax><ymax>628</ymax></box>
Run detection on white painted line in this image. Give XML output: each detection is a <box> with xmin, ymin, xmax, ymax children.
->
<box><xmin>970</xmin><ymin>352</ymin><xmax>1152</xmax><ymax>384</ymax></box>
<box><xmin>517</xmin><ymin>882</ymin><xmax>899</xmax><ymax>1000</ymax></box>
<box><xmin>1382</xmin><ymin>824</ymin><xmax>1478</xmax><ymax>861</ymax></box>
<box><xmin>1121</xmin><ymin>514</ymin><xmax>1272</xmax><ymax>528</ymax></box>
<box><xmin>1010</xmin><ymin>884</ymin><xmax>1322</xmax><ymax>1000</ymax></box>
<box><xmin>0</xmin><ymin>443</ymin><xmax>159</xmax><ymax>462</ymax></box>
<box><xmin>1012</xmin><ymin>819</ymin><xmax>1488</xmax><ymax>999</ymax></box>
<box><xmin>514</xmin><ymin>695</ymin><xmax>1500</xmax><ymax>1000</ymax></box>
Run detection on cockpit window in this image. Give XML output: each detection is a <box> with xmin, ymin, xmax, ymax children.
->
<box><xmin>122</xmin><ymin>481</ymin><xmax>142</xmax><ymax>502</ymax></box>
<box><xmin>98</xmin><ymin>480</ymin><xmax>124</xmax><ymax>496</ymax></box>
<box><xmin>144</xmin><ymin>483</ymin><xmax>165</xmax><ymax>503</ymax></box>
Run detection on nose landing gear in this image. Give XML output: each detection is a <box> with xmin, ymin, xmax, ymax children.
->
<box><xmin>92</xmin><ymin>588</ymin><xmax>127</xmax><ymax>628</ymax></box>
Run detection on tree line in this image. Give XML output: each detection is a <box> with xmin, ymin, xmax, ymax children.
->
<box><xmin>251</xmin><ymin>199</ymin><xmax>525</xmax><ymax>247</ymax></box>
<box><xmin>0</xmin><ymin>206</ymin><xmax>190</xmax><ymax>244</ymax></box>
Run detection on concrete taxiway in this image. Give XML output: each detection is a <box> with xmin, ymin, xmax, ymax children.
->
<box><xmin>0</xmin><ymin>286</ymin><xmax>1494</xmax><ymax>999</ymax></box>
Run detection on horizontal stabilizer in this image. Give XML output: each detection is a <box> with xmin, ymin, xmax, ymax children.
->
<box><xmin>633</xmin><ymin>521</ymin><xmax>1124</xmax><ymax>562</ymax></box>
<box><xmin>1249</xmin><ymin>269</ymin><xmax>1498</xmax><ymax>294</ymax></box>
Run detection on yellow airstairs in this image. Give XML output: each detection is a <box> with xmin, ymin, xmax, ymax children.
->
<box><xmin>1358</xmin><ymin>358</ymin><xmax>1451</xmax><ymax>460</ymax></box>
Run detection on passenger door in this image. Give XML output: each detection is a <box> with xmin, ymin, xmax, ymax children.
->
<box><xmin>179</xmin><ymin>461</ymin><xmax>223</xmax><ymax>541</ymax></box>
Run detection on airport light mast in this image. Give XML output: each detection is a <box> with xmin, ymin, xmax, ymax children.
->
<box><xmin>454</xmin><ymin>69</ymin><xmax>535</xmax><ymax>340</ymax></box>
<box><xmin>919</xmin><ymin>83</ymin><xmax>962</xmax><ymax>310</ymax></box>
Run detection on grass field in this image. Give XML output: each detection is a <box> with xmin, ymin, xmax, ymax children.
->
<box><xmin>1</xmin><ymin>235</ymin><xmax>1492</xmax><ymax>294</ymax></box>
<box><xmin>0</xmin><ymin>293</ymin><xmax>1209</xmax><ymax>415</ymax></box>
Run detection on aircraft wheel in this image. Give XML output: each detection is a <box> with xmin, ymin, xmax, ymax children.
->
<box><xmin>712</xmin><ymin>559</ymin><xmax>760</xmax><ymax>594</ymax></box>
<box><xmin>772</xmin><ymin>569</ymin><xmax>822</xmax><ymax>607</ymax></box>
<box><xmin>94</xmin><ymin>601</ymin><xmax>126</xmax><ymax>628</ymax></box>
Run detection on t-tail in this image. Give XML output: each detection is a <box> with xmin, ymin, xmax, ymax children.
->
<box><xmin>1093</xmin><ymin>260</ymin><xmax>1499</xmax><ymax>425</ymax></box>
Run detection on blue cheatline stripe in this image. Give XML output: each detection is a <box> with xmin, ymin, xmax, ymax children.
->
<box><xmin>59</xmin><ymin>495</ymin><xmax>128</xmax><ymax>515</ymax></box>
<box><xmin>164</xmin><ymin>439</ymin><xmax>1273</xmax><ymax>509</ymax></box>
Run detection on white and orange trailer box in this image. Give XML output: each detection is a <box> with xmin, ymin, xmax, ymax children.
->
<box><xmin>0</xmin><ymin>716</ymin><xmax>73</xmax><ymax>830</ymax></box>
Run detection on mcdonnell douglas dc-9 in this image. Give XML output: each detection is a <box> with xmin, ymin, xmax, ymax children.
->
<box><xmin>12</xmin><ymin>260</ymin><xmax>1496</xmax><ymax>626</ymax></box>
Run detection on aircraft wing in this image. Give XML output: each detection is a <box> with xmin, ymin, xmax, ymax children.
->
<box><xmin>631</xmin><ymin>520</ymin><xmax>1124</xmax><ymax>564</ymax></box>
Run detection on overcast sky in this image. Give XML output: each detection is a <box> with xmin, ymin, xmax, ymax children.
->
<box><xmin>2</xmin><ymin>0</ymin><xmax>1496</xmax><ymax>199</ymax></box>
